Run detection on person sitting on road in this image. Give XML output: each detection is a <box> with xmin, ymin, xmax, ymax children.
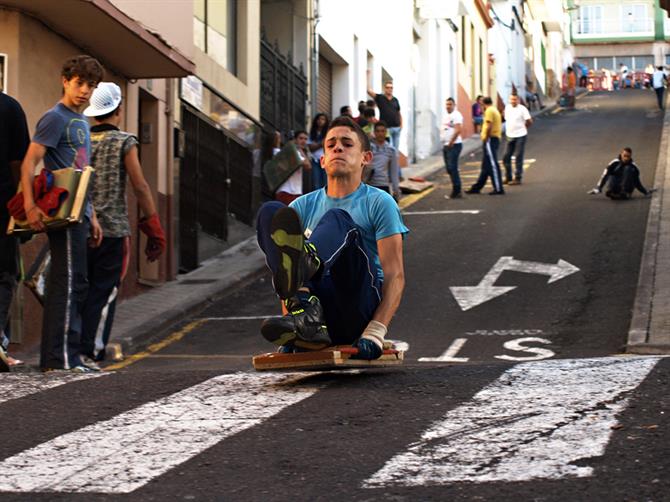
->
<box><xmin>256</xmin><ymin>116</ymin><xmax>408</xmax><ymax>360</ymax></box>
<box><xmin>588</xmin><ymin>147</ymin><xmax>654</xmax><ymax>200</ymax></box>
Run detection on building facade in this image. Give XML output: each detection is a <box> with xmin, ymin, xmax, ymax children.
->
<box><xmin>568</xmin><ymin>0</ymin><xmax>670</xmax><ymax>71</ymax></box>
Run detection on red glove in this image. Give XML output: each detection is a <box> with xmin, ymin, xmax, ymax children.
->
<box><xmin>138</xmin><ymin>213</ymin><xmax>166</xmax><ymax>262</ymax></box>
<box><xmin>6</xmin><ymin>169</ymin><xmax>55</xmax><ymax>221</ymax></box>
<box><xmin>7</xmin><ymin>192</ymin><xmax>26</xmax><ymax>220</ymax></box>
<box><xmin>35</xmin><ymin>187</ymin><xmax>69</xmax><ymax>217</ymax></box>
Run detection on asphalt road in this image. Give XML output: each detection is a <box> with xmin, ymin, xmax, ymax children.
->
<box><xmin>0</xmin><ymin>90</ymin><xmax>668</xmax><ymax>501</ymax></box>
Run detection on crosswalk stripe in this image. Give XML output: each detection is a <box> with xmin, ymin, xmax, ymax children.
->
<box><xmin>363</xmin><ymin>356</ymin><xmax>661</xmax><ymax>487</ymax></box>
<box><xmin>0</xmin><ymin>373</ymin><xmax>108</xmax><ymax>405</ymax></box>
<box><xmin>0</xmin><ymin>372</ymin><xmax>321</xmax><ymax>493</ymax></box>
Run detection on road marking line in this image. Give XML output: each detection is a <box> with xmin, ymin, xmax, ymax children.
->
<box><xmin>198</xmin><ymin>315</ymin><xmax>281</xmax><ymax>321</ymax></box>
<box><xmin>398</xmin><ymin>186</ymin><xmax>435</xmax><ymax>209</ymax></box>
<box><xmin>104</xmin><ymin>319</ymin><xmax>208</xmax><ymax>371</ymax></box>
<box><xmin>0</xmin><ymin>372</ymin><xmax>322</xmax><ymax>493</ymax></box>
<box><xmin>364</xmin><ymin>356</ymin><xmax>661</xmax><ymax>487</ymax></box>
<box><xmin>402</xmin><ymin>210</ymin><xmax>481</xmax><ymax>215</ymax></box>
<box><xmin>0</xmin><ymin>373</ymin><xmax>108</xmax><ymax>405</ymax></box>
<box><xmin>418</xmin><ymin>338</ymin><xmax>469</xmax><ymax>362</ymax></box>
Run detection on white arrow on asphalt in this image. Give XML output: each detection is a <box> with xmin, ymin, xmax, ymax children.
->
<box><xmin>450</xmin><ymin>256</ymin><xmax>580</xmax><ymax>311</ymax></box>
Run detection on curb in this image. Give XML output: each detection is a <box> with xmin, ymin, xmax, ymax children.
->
<box><xmin>627</xmin><ymin>95</ymin><xmax>670</xmax><ymax>354</ymax></box>
<box><xmin>109</xmin><ymin>236</ymin><xmax>266</xmax><ymax>357</ymax></box>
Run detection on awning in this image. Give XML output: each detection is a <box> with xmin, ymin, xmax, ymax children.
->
<box><xmin>0</xmin><ymin>0</ymin><xmax>194</xmax><ymax>78</ymax></box>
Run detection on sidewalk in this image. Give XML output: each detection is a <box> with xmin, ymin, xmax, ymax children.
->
<box><xmin>108</xmin><ymin>99</ymin><xmax>565</xmax><ymax>357</ymax></box>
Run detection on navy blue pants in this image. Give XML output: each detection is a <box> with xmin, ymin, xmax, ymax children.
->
<box><xmin>257</xmin><ymin>201</ymin><xmax>382</xmax><ymax>344</ymax></box>
<box><xmin>41</xmin><ymin>221</ymin><xmax>89</xmax><ymax>370</ymax></box>
<box><xmin>472</xmin><ymin>137</ymin><xmax>503</xmax><ymax>192</ymax></box>
<box><xmin>81</xmin><ymin>237</ymin><xmax>124</xmax><ymax>360</ymax></box>
<box><xmin>0</xmin><ymin>216</ymin><xmax>17</xmax><ymax>345</ymax></box>
<box><xmin>443</xmin><ymin>143</ymin><xmax>463</xmax><ymax>194</ymax></box>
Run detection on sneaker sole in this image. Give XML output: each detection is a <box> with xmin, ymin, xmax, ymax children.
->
<box><xmin>270</xmin><ymin>207</ymin><xmax>305</xmax><ymax>299</ymax></box>
<box><xmin>261</xmin><ymin>319</ymin><xmax>298</xmax><ymax>346</ymax></box>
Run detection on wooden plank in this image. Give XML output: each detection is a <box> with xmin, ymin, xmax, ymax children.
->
<box><xmin>253</xmin><ymin>347</ymin><xmax>404</xmax><ymax>371</ymax></box>
<box><xmin>399</xmin><ymin>179</ymin><xmax>434</xmax><ymax>194</ymax></box>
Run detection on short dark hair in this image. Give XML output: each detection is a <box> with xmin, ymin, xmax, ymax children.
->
<box><xmin>325</xmin><ymin>116</ymin><xmax>371</xmax><ymax>152</ymax></box>
<box><xmin>363</xmin><ymin>107</ymin><xmax>376</xmax><ymax>119</ymax></box>
<box><xmin>61</xmin><ymin>55</ymin><xmax>104</xmax><ymax>84</ymax></box>
<box><xmin>482</xmin><ymin>97</ymin><xmax>493</xmax><ymax>105</ymax></box>
<box><xmin>374</xmin><ymin>120</ymin><xmax>387</xmax><ymax>130</ymax></box>
<box><xmin>446</xmin><ymin>97</ymin><xmax>455</xmax><ymax>103</ymax></box>
<box><xmin>623</xmin><ymin>147</ymin><xmax>632</xmax><ymax>155</ymax></box>
<box><xmin>366</xmin><ymin>99</ymin><xmax>375</xmax><ymax>107</ymax></box>
<box><xmin>293</xmin><ymin>130</ymin><xmax>308</xmax><ymax>138</ymax></box>
<box><xmin>340</xmin><ymin>105</ymin><xmax>352</xmax><ymax>115</ymax></box>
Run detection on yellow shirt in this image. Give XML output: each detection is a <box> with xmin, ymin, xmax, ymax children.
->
<box><xmin>481</xmin><ymin>106</ymin><xmax>502</xmax><ymax>140</ymax></box>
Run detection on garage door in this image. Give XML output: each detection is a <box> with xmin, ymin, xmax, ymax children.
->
<box><xmin>317</xmin><ymin>55</ymin><xmax>332</xmax><ymax>117</ymax></box>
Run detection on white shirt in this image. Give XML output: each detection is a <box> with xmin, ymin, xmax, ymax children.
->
<box><xmin>441</xmin><ymin>110</ymin><xmax>463</xmax><ymax>145</ymax></box>
<box><xmin>652</xmin><ymin>70</ymin><xmax>666</xmax><ymax>89</ymax></box>
<box><xmin>504</xmin><ymin>104</ymin><xmax>531</xmax><ymax>138</ymax></box>
<box><xmin>277</xmin><ymin>148</ymin><xmax>306</xmax><ymax>195</ymax></box>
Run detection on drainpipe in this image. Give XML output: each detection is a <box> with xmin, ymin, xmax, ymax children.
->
<box><xmin>310</xmin><ymin>0</ymin><xmax>320</xmax><ymax>119</ymax></box>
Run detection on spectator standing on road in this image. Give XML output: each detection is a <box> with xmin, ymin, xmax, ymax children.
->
<box><xmin>588</xmin><ymin>147</ymin><xmax>653</xmax><ymax>200</ymax></box>
<box><xmin>652</xmin><ymin>66</ymin><xmax>667</xmax><ymax>110</ymax></box>
<box><xmin>472</xmin><ymin>95</ymin><xmax>484</xmax><ymax>133</ymax></box>
<box><xmin>16</xmin><ymin>55</ymin><xmax>104</xmax><ymax>372</ymax></box>
<box><xmin>466</xmin><ymin>97</ymin><xmax>504</xmax><ymax>195</ymax></box>
<box><xmin>367</xmin><ymin>70</ymin><xmax>402</xmax><ymax>150</ymax></box>
<box><xmin>441</xmin><ymin>97</ymin><xmax>464</xmax><ymax>198</ymax></box>
<box><xmin>0</xmin><ymin>92</ymin><xmax>30</xmax><ymax>371</ymax></box>
<box><xmin>618</xmin><ymin>63</ymin><xmax>629</xmax><ymax>89</ymax></box>
<box><xmin>465</xmin><ymin>96</ymin><xmax>505</xmax><ymax>195</ymax></box>
<box><xmin>365</xmin><ymin>121</ymin><xmax>400</xmax><ymax>200</ymax></box>
<box><xmin>256</xmin><ymin>116</ymin><xmax>408</xmax><ymax>360</ymax></box>
<box><xmin>80</xmin><ymin>82</ymin><xmax>166</xmax><ymax>365</ymax></box>
<box><xmin>502</xmin><ymin>93</ymin><xmax>533</xmax><ymax>185</ymax></box>
<box><xmin>566</xmin><ymin>66</ymin><xmax>577</xmax><ymax>108</ymax></box>
<box><xmin>308</xmin><ymin>113</ymin><xmax>329</xmax><ymax>191</ymax></box>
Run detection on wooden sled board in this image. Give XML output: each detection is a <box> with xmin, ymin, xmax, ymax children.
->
<box><xmin>253</xmin><ymin>346</ymin><xmax>404</xmax><ymax>371</ymax></box>
<box><xmin>399</xmin><ymin>179</ymin><xmax>434</xmax><ymax>194</ymax></box>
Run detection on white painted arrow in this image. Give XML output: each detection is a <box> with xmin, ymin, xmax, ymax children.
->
<box><xmin>450</xmin><ymin>256</ymin><xmax>580</xmax><ymax>311</ymax></box>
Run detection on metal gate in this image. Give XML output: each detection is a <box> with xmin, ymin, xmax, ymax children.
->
<box><xmin>179</xmin><ymin>106</ymin><xmax>228</xmax><ymax>271</ymax></box>
<box><xmin>260</xmin><ymin>38</ymin><xmax>307</xmax><ymax>134</ymax></box>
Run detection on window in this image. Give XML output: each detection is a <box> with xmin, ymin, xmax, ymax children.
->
<box><xmin>622</xmin><ymin>4</ymin><xmax>649</xmax><ymax>32</ymax></box>
<box><xmin>578</xmin><ymin>5</ymin><xmax>603</xmax><ymax>34</ymax></box>
<box><xmin>193</xmin><ymin>0</ymin><xmax>237</xmax><ymax>74</ymax></box>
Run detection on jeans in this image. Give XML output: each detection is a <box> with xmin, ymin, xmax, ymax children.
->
<box><xmin>388</xmin><ymin>126</ymin><xmax>401</xmax><ymax>150</ymax></box>
<box><xmin>443</xmin><ymin>143</ymin><xmax>463</xmax><ymax>194</ymax></box>
<box><xmin>256</xmin><ymin>202</ymin><xmax>382</xmax><ymax>344</ymax></box>
<box><xmin>503</xmin><ymin>135</ymin><xmax>527</xmax><ymax>181</ymax></box>
<box><xmin>654</xmin><ymin>87</ymin><xmax>665</xmax><ymax>110</ymax></box>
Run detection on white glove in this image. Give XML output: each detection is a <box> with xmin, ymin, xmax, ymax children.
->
<box><xmin>587</xmin><ymin>188</ymin><xmax>600</xmax><ymax>195</ymax></box>
<box><xmin>361</xmin><ymin>320</ymin><xmax>387</xmax><ymax>350</ymax></box>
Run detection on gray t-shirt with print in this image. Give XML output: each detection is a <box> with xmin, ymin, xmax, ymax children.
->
<box><xmin>89</xmin><ymin>125</ymin><xmax>139</xmax><ymax>237</ymax></box>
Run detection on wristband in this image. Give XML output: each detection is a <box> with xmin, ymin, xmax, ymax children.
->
<box><xmin>361</xmin><ymin>320</ymin><xmax>387</xmax><ymax>350</ymax></box>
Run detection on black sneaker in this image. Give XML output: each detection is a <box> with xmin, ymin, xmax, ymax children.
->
<box><xmin>270</xmin><ymin>207</ymin><xmax>321</xmax><ymax>299</ymax></box>
<box><xmin>488</xmin><ymin>190</ymin><xmax>505</xmax><ymax>195</ymax></box>
<box><xmin>0</xmin><ymin>346</ymin><xmax>10</xmax><ymax>372</ymax></box>
<box><xmin>464</xmin><ymin>187</ymin><xmax>481</xmax><ymax>194</ymax></box>
<box><xmin>450</xmin><ymin>191</ymin><xmax>463</xmax><ymax>199</ymax></box>
<box><xmin>261</xmin><ymin>295</ymin><xmax>331</xmax><ymax>350</ymax></box>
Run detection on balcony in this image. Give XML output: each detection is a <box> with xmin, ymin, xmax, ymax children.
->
<box><xmin>572</xmin><ymin>17</ymin><xmax>655</xmax><ymax>40</ymax></box>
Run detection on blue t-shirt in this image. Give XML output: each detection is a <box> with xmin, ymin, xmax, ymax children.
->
<box><xmin>290</xmin><ymin>183</ymin><xmax>409</xmax><ymax>280</ymax></box>
<box><xmin>33</xmin><ymin>103</ymin><xmax>91</xmax><ymax>171</ymax></box>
